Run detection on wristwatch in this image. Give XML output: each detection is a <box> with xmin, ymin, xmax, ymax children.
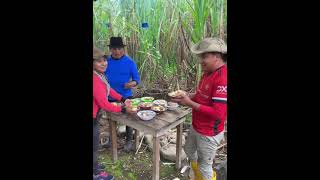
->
<box><xmin>121</xmin><ymin>106</ymin><xmax>126</xmax><ymax>113</ymax></box>
<box><xmin>121</xmin><ymin>97</ymin><xmax>127</xmax><ymax>103</ymax></box>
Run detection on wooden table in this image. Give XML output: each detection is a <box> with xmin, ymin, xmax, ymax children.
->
<box><xmin>107</xmin><ymin>108</ymin><xmax>191</xmax><ymax>180</ymax></box>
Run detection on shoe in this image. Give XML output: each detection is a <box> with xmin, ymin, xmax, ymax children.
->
<box><xmin>102</xmin><ymin>141</ymin><xmax>111</xmax><ymax>149</ymax></box>
<box><xmin>93</xmin><ymin>171</ymin><xmax>114</xmax><ymax>180</ymax></box>
<box><xmin>97</xmin><ymin>163</ymin><xmax>105</xmax><ymax>170</ymax></box>
<box><xmin>123</xmin><ymin>141</ymin><xmax>133</xmax><ymax>152</ymax></box>
<box><xmin>93</xmin><ymin>163</ymin><xmax>106</xmax><ymax>175</ymax></box>
<box><xmin>192</xmin><ymin>161</ymin><xmax>216</xmax><ymax>180</ymax></box>
<box><xmin>191</xmin><ymin>161</ymin><xmax>201</xmax><ymax>180</ymax></box>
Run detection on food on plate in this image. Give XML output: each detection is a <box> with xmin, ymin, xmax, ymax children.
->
<box><xmin>168</xmin><ymin>102</ymin><xmax>179</xmax><ymax>106</ymax></box>
<box><xmin>141</xmin><ymin>97</ymin><xmax>154</xmax><ymax>102</ymax></box>
<box><xmin>151</xmin><ymin>105</ymin><xmax>166</xmax><ymax>112</ymax></box>
<box><xmin>139</xmin><ymin>102</ymin><xmax>153</xmax><ymax>110</ymax></box>
<box><xmin>139</xmin><ymin>102</ymin><xmax>153</xmax><ymax>107</ymax></box>
<box><xmin>131</xmin><ymin>98</ymin><xmax>141</xmax><ymax>106</ymax></box>
<box><xmin>140</xmin><ymin>111</ymin><xmax>149</xmax><ymax>117</ymax></box>
<box><xmin>153</xmin><ymin>99</ymin><xmax>167</xmax><ymax>107</ymax></box>
<box><xmin>166</xmin><ymin>102</ymin><xmax>179</xmax><ymax>110</ymax></box>
<box><xmin>137</xmin><ymin>110</ymin><xmax>156</xmax><ymax>121</ymax></box>
<box><xmin>168</xmin><ymin>90</ymin><xmax>187</xmax><ymax>98</ymax></box>
<box><xmin>130</xmin><ymin>106</ymin><xmax>139</xmax><ymax>112</ymax></box>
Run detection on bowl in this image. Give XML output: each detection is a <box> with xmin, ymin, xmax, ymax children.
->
<box><xmin>138</xmin><ymin>102</ymin><xmax>153</xmax><ymax>110</ymax></box>
<box><xmin>153</xmin><ymin>99</ymin><xmax>167</xmax><ymax>107</ymax></box>
<box><xmin>151</xmin><ymin>105</ymin><xmax>167</xmax><ymax>113</ymax></box>
<box><xmin>137</xmin><ymin>110</ymin><xmax>156</xmax><ymax>121</ymax></box>
<box><xmin>130</xmin><ymin>105</ymin><xmax>140</xmax><ymax>112</ymax></box>
<box><xmin>141</xmin><ymin>97</ymin><xmax>155</xmax><ymax>102</ymax></box>
<box><xmin>131</xmin><ymin>98</ymin><xmax>141</xmax><ymax>106</ymax></box>
<box><xmin>166</xmin><ymin>102</ymin><xmax>179</xmax><ymax>111</ymax></box>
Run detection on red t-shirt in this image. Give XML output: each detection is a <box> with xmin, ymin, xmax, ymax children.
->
<box><xmin>192</xmin><ymin>64</ymin><xmax>227</xmax><ymax>136</ymax></box>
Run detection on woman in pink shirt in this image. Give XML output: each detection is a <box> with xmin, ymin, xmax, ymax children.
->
<box><xmin>93</xmin><ymin>46</ymin><xmax>132</xmax><ymax>179</ymax></box>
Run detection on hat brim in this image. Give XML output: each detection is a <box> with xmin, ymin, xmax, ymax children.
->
<box><xmin>93</xmin><ymin>55</ymin><xmax>106</xmax><ymax>60</ymax></box>
<box><xmin>93</xmin><ymin>47</ymin><xmax>106</xmax><ymax>60</ymax></box>
<box><xmin>191</xmin><ymin>43</ymin><xmax>209</xmax><ymax>54</ymax></box>
<box><xmin>191</xmin><ymin>47</ymin><xmax>205</xmax><ymax>54</ymax></box>
<box><xmin>107</xmin><ymin>45</ymin><xmax>126</xmax><ymax>47</ymax></box>
<box><xmin>191</xmin><ymin>44</ymin><xmax>227</xmax><ymax>55</ymax></box>
<box><xmin>191</xmin><ymin>39</ymin><xmax>227</xmax><ymax>55</ymax></box>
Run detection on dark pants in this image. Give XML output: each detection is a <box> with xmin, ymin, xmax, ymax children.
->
<box><xmin>125</xmin><ymin>126</ymin><xmax>133</xmax><ymax>141</ymax></box>
<box><xmin>109</xmin><ymin>96</ymin><xmax>133</xmax><ymax>142</ymax></box>
<box><xmin>93</xmin><ymin>119</ymin><xmax>99</xmax><ymax>174</ymax></box>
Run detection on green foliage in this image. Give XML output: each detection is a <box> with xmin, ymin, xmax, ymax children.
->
<box><xmin>93</xmin><ymin>0</ymin><xmax>227</xmax><ymax>89</ymax></box>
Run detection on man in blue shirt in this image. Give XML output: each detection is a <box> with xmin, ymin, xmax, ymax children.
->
<box><xmin>105</xmin><ymin>37</ymin><xmax>141</xmax><ymax>152</ymax></box>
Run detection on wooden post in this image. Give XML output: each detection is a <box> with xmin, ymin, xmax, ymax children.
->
<box><xmin>176</xmin><ymin>123</ymin><xmax>183</xmax><ymax>170</ymax></box>
<box><xmin>152</xmin><ymin>136</ymin><xmax>160</xmax><ymax>180</ymax></box>
<box><xmin>135</xmin><ymin>129</ymin><xmax>140</xmax><ymax>151</ymax></box>
<box><xmin>109</xmin><ymin>120</ymin><xmax>118</xmax><ymax>162</ymax></box>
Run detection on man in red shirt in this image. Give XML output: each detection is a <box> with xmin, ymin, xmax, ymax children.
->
<box><xmin>172</xmin><ymin>37</ymin><xmax>227</xmax><ymax>180</ymax></box>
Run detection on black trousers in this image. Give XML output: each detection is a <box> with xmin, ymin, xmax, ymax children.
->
<box><xmin>108</xmin><ymin>96</ymin><xmax>133</xmax><ymax>141</ymax></box>
<box><xmin>93</xmin><ymin>119</ymin><xmax>99</xmax><ymax>174</ymax></box>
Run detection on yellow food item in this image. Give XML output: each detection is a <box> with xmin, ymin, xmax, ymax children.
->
<box><xmin>168</xmin><ymin>90</ymin><xmax>187</xmax><ymax>97</ymax></box>
<box><xmin>152</xmin><ymin>105</ymin><xmax>165</xmax><ymax>111</ymax></box>
<box><xmin>153</xmin><ymin>100</ymin><xmax>167</xmax><ymax>106</ymax></box>
<box><xmin>139</xmin><ymin>102</ymin><xmax>153</xmax><ymax>107</ymax></box>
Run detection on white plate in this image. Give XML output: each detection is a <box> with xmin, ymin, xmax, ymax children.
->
<box><xmin>137</xmin><ymin>110</ymin><xmax>156</xmax><ymax>121</ymax></box>
<box><xmin>166</xmin><ymin>102</ymin><xmax>179</xmax><ymax>110</ymax></box>
<box><xmin>153</xmin><ymin>99</ymin><xmax>168</xmax><ymax>107</ymax></box>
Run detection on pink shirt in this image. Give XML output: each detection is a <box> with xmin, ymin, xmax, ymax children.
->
<box><xmin>93</xmin><ymin>72</ymin><xmax>122</xmax><ymax>119</ymax></box>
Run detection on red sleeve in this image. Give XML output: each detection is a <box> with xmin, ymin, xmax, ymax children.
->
<box><xmin>197</xmin><ymin>74</ymin><xmax>227</xmax><ymax>120</ymax></box>
<box><xmin>93</xmin><ymin>76</ymin><xmax>121</xmax><ymax>113</ymax></box>
<box><xmin>109</xmin><ymin>88</ymin><xmax>122</xmax><ymax>101</ymax></box>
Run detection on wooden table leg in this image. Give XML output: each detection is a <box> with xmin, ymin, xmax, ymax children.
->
<box><xmin>135</xmin><ymin>129</ymin><xmax>140</xmax><ymax>151</ymax></box>
<box><xmin>109</xmin><ymin>120</ymin><xmax>118</xmax><ymax>162</ymax></box>
<box><xmin>176</xmin><ymin>123</ymin><xmax>183</xmax><ymax>170</ymax></box>
<box><xmin>152</xmin><ymin>136</ymin><xmax>160</xmax><ymax>180</ymax></box>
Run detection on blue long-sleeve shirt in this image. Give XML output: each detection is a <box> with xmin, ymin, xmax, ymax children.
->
<box><xmin>105</xmin><ymin>55</ymin><xmax>140</xmax><ymax>99</ymax></box>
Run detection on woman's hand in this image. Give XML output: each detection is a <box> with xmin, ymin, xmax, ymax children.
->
<box><xmin>125</xmin><ymin>107</ymin><xmax>136</xmax><ymax>114</ymax></box>
<box><xmin>124</xmin><ymin>99</ymin><xmax>132</xmax><ymax>107</ymax></box>
<box><xmin>123</xmin><ymin>99</ymin><xmax>136</xmax><ymax>114</ymax></box>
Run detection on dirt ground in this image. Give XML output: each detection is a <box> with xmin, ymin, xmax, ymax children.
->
<box><xmin>98</xmin><ymin>141</ymin><xmax>227</xmax><ymax>180</ymax></box>
<box><xmin>98</xmin><ymin>145</ymin><xmax>190</xmax><ymax>180</ymax></box>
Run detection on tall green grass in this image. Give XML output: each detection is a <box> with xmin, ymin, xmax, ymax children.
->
<box><xmin>93</xmin><ymin>0</ymin><xmax>227</xmax><ymax>90</ymax></box>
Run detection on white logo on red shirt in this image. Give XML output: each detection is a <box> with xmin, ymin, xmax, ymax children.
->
<box><xmin>216</xmin><ymin>86</ymin><xmax>227</xmax><ymax>94</ymax></box>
